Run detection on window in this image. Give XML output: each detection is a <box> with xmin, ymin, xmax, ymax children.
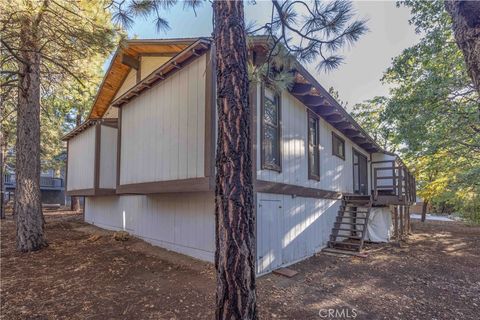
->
<box><xmin>332</xmin><ymin>132</ymin><xmax>345</xmax><ymax>160</ymax></box>
<box><xmin>261</xmin><ymin>87</ymin><xmax>281</xmax><ymax>171</ymax></box>
<box><xmin>308</xmin><ymin>113</ymin><xmax>320</xmax><ymax>180</ymax></box>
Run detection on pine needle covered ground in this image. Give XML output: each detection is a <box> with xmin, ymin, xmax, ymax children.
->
<box><xmin>1</xmin><ymin>212</ymin><xmax>479</xmax><ymax>319</ymax></box>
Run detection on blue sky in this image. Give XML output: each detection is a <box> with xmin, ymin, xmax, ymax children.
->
<box><xmin>120</xmin><ymin>1</ymin><xmax>421</xmax><ymax>109</ymax></box>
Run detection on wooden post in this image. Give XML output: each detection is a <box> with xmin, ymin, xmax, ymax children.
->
<box><xmin>399</xmin><ymin>205</ymin><xmax>404</xmax><ymax>239</ymax></box>
<box><xmin>393</xmin><ymin>205</ymin><xmax>399</xmax><ymax>241</ymax></box>
<box><xmin>406</xmin><ymin>205</ymin><xmax>411</xmax><ymax>234</ymax></box>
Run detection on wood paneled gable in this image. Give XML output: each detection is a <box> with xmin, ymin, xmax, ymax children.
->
<box><xmin>88</xmin><ymin>38</ymin><xmax>203</xmax><ymax>119</ymax></box>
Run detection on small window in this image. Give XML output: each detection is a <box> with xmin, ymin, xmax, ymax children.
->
<box><xmin>261</xmin><ymin>87</ymin><xmax>281</xmax><ymax>171</ymax></box>
<box><xmin>332</xmin><ymin>132</ymin><xmax>345</xmax><ymax>160</ymax></box>
<box><xmin>308</xmin><ymin>113</ymin><xmax>320</xmax><ymax>180</ymax></box>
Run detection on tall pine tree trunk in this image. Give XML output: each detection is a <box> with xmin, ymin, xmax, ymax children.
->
<box><xmin>15</xmin><ymin>17</ymin><xmax>46</xmax><ymax>252</ymax></box>
<box><xmin>445</xmin><ymin>1</ymin><xmax>480</xmax><ymax>94</ymax></box>
<box><xmin>213</xmin><ymin>1</ymin><xmax>256</xmax><ymax>319</ymax></box>
<box><xmin>70</xmin><ymin>113</ymin><xmax>81</xmax><ymax>212</ymax></box>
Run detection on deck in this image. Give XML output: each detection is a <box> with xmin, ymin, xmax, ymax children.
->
<box><xmin>371</xmin><ymin>159</ymin><xmax>416</xmax><ymax>206</ymax></box>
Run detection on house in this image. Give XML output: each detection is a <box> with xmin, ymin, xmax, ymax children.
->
<box><xmin>4</xmin><ymin>166</ymin><xmax>65</xmax><ymax>205</ymax></box>
<box><xmin>63</xmin><ymin>37</ymin><xmax>416</xmax><ymax>275</ymax></box>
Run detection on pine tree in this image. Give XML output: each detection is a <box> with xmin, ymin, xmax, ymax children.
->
<box><xmin>0</xmin><ymin>0</ymin><xmax>117</xmax><ymax>251</ymax></box>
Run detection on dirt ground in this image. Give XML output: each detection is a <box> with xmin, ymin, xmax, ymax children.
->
<box><xmin>1</xmin><ymin>211</ymin><xmax>479</xmax><ymax>320</ymax></box>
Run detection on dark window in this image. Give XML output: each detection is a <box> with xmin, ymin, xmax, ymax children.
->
<box><xmin>308</xmin><ymin>113</ymin><xmax>320</xmax><ymax>180</ymax></box>
<box><xmin>332</xmin><ymin>132</ymin><xmax>345</xmax><ymax>160</ymax></box>
<box><xmin>261</xmin><ymin>87</ymin><xmax>281</xmax><ymax>171</ymax></box>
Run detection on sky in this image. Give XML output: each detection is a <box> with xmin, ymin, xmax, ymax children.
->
<box><xmin>121</xmin><ymin>0</ymin><xmax>422</xmax><ymax>109</ymax></box>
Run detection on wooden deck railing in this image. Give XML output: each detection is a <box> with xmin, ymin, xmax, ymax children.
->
<box><xmin>4</xmin><ymin>174</ymin><xmax>64</xmax><ymax>189</ymax></box>
<box><xmin>372</xmin><ymin>160</ymin><xmax>416</xmax><ymax>204</ymax></box>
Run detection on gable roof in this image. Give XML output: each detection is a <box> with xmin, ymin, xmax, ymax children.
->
<box><xmin>80</xmin><ymin>36</ymin><xmax>382</xmax><ymax>153</ymax></box>
<box><xmin>88</xmin><ymin>38</ymin><xmax>201</xmax><ymax>119</ymax></box>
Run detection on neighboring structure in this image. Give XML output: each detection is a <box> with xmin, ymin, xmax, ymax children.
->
<box><xmin>4</xmin><ymin>168</ymin><xmax>65</xmax><ymax>205</ymax></box>
<box><xmin>63</xmin><ymin>37</ymin><xmax>416</xmax><ymax>275</ymax></box>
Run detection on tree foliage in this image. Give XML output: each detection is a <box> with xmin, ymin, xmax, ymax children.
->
<box><xmin>353</xmin><ymin>0</ymin><xmax>479</xmax><ymax>222</ymax></box>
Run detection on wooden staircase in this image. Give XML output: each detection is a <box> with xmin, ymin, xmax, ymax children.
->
<box><xmin>328</xmin><ymin>194</ymin><xmax>373</xmax><ymax>252</ymax></box>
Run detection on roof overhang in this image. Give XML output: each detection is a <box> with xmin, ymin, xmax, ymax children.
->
<box><xmin>249</xmin><ymin>36</ymin><xmax>383</xmax><ymax>153</ymax></box>
<box><xmin>88</xmin><ymin>38</ymin><xmax>202</xmax><ymax>119</ymax></box>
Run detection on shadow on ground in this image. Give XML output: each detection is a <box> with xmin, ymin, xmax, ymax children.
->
<box><xmin>1</xmin><ymin>212</ymin><xmax>479</xmax><ymax>319</ymax></box>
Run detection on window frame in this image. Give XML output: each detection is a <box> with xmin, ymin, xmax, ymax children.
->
<box><xmin>332</xmin><ymin>132</ymin><xmax>346</xmax><ymax>160</ymax></box>
<box><xmin>307</xmin><ymin>111</ymin><xmax>320</xmax><ymax>181</ymax></box>
<box><xmin>260</xmin><ymin>84</ymin><xmax>282</xmax><ymax>172</ymax></box>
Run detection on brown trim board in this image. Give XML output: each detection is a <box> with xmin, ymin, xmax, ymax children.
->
<box><xmin>204</xmin><ymin>48</ymin><xmax>216</xmax><ymax>189</ymax></box>
<box><xmin>116</xmin><ymin>177</ymin><xmax>213</xmax><ymax>194</ymax></box>
<box><xmin>116</xmin><ymin>107</ymin><xmax>122</xmax><ymax>188</ymax></box>
<box><xmin>255</xmin><ymin>180</ymin><xmax>342</xmax><ymax>200</ymax></box>
<box><xmin>67</xmin><ymin>188</ymin><xmax>116</xmax><ymax>197</ymax></box>
<box><xmin>94</xmin><ymin>123</ymin><xmax>101</xmax><ymax>189</ymax></box>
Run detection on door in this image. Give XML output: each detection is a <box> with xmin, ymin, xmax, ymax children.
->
<box><xmin>256</xmin><ymin>199</ymin><xmax>283</xmax><ymax>274</ymax></box>
<box><xmin>353</xmin><ymin>149</ymin><xmax>368</xmax><ymax>195</ymax></box>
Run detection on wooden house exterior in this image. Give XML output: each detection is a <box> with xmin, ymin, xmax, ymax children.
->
<box><xmin>63</xmin><ymin>37</ymin><xmax>416</xmax><ymax>275</ymax></box>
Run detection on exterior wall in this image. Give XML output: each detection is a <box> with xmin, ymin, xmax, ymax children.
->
<box><xmin>120</xmin><ymin>54</ymin><xmax>206</xmax><ymax>185</ymax></box>
<box><xmin>140</xmin><ymin>56</ymin><xmax>171</xmax><ymax>80</ymax></box>
<box><xmin>115</xmin><ymin>69</ymin><xmax>136</xmax><ymax>99</ymax></box>
<box><xmin>85</xmin><ymin>192</ymin><xmax>215</xmax><ymax>262</ymax></box>
<box><xmin>256</xmin><ymin>192</ymin><xmax>340</xmax><ymax>274</ymax></box>
<box><xmin>99</xmin><ymin>125</ymin><xmax>117</xmax><ymax>189</ymax></box>
<box><xmin>67</xmin><ymin>125</ymin><xmax>96</xmax><ymax>191</ymax></box>
<box><xmin>255</xmin><ymin>83</ymin><xmax>371</xmax><ymax>194</ymax></box>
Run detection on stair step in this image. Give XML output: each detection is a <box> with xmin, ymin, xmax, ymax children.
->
<box><xmin>340</xmin><ymin>209</ymin><xmax>370</xmax><ymax>213</ymax></box>
<box><xmin>337</xmin><ymin>214</ymin><xmax>368</xmax><ymax>219</ymax></box>
<box><xmin>332</xmin><ymin>227</ymin><xmax>364</xmax><ymax>232</ymax></box>
<box><xmin>331</xmin><ymin>234</ymin><xmax>362</xmax><ymax>240</ymax></box>
<box><xmin>328</xmin><ymin>241</ymin><xmax>361</xmax><ymax>250</ymax></box>
<box><xmin>334</xmin><ymin>222</ymin><xmax>366</xmax><ymax>226</ymax></box>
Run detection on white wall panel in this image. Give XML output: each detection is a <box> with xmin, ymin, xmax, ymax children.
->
<box><xmin>255</xmin><ymin>83</ymin><xmax>371</xmax><ymax>194</ymax></box>
<box><xmin>99</xmin><ymin>125</ymin><xmax>117</xmax><ymax>189</ymax></box>
<box><xmin>85</xmin><ymin>192</ymin><xmax>215</xmax><ymax>262</ymax></box>
<box><xmin>120</xmin><ymin>55</ymin><xmax>206</xmax><ymax>184</ymax></box>
<box><xmin>67</xmin><ymin>125</ymin><xmax>96</xmax><ymax>191</ymax></box>
<box><xmin>256</xmin><ymin>192</ymin><xmax>340</xmax><ymax>274</ymax></box>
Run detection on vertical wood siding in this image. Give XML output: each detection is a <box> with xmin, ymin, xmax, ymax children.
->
<box><xmin>85</xmin><ymin>192</ymin><xmax>215</xmax><ymax>262</ymax></box>
<box><xmin>256</xmin><ymin>192</ymin><xmax>340</xmax><ymax>274</ymax></box>
<box><xmin>114</xmin><ymin>69</ymin><xmax>137</xmax><ymax>99</ymax></box>
<box><xmin>120</xmin><ymin>55</ymin><xmax>206</xmax><ymax>185</ymax></box>
<box><xmin>67</xmin><ymin>125</ymin><xmax>96</xmax><ymax>191</ymax></box>
<box><xmin>140</xmin><ymin>56</ymin><xmax>171</xmax><ymax>80</ymax></box>
<box><xmin>99</xmin><ymin>125</ymin><xmax>117</xmax><ymax>189</ymax></box>
<box><xmin>255</xmin><ymin>83</ymin><xmax>371</xmax><ymax>194</ymax></box>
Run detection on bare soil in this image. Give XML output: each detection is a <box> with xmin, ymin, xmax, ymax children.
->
<box><xmin>1</xmin><ymin>212</ymin><xmax>479</xmax><ymax>320</ymax></box>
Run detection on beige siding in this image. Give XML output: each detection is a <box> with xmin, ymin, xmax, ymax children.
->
<box><xmin>114</xmin><ymin>69</ymin><xmax>137</xmax><ymax>99</ymax></box>
<box><xmin>140</xmin><ymin>56</ymin><xmax>171</xmax><ymax>80</ymax></box>
<box><xmin>120</xmin><ymin>55</ymin><xmax>206</xmax><ymax>185</ymax></box>
<box><xmin>99</xmin><ymin>125</ymin><xmax>117</xmax><ymax>189</ymax></box>
<box><xmin>84</xmin><ymin>193</ymin><xmax>215</xmax><ymax>262</ymax></box>
<box><xmin>67</xmin><ymin>125</ymin><xmax>96</xmax><ymax>191</ymax></box>
<box><xmin>255</xmin><ymin>83</ymin><xmax>371</xmax><ymax>193</ymax></box>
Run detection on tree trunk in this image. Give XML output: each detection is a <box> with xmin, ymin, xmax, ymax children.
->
<box><xmin>213</xmin><ymin>1</ymin><xmax>256</xmax><ymax>319</ymax></box>
<box><xmin>445</xmin><ymin>1</ymin><xmax>480</xmax><ymax>94</ymax></box>
<box><xmin>0</xmin><ymin>132</ymin><xmax>5</xmax><ymax>220</ymax></box>
<box><xmin>70</xmin><ymin>113</ymin><xmax>82</xmax><ymax>212</ymax></box>
<box><xmin>15</xmin><ymin>19</ymin><xmax>47</xmax><ymax>252</ymax></box>
<box><xmin>421</xmin><ymin>200</ymin><xmax>429</xmax><ymax>223</ymax></box>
